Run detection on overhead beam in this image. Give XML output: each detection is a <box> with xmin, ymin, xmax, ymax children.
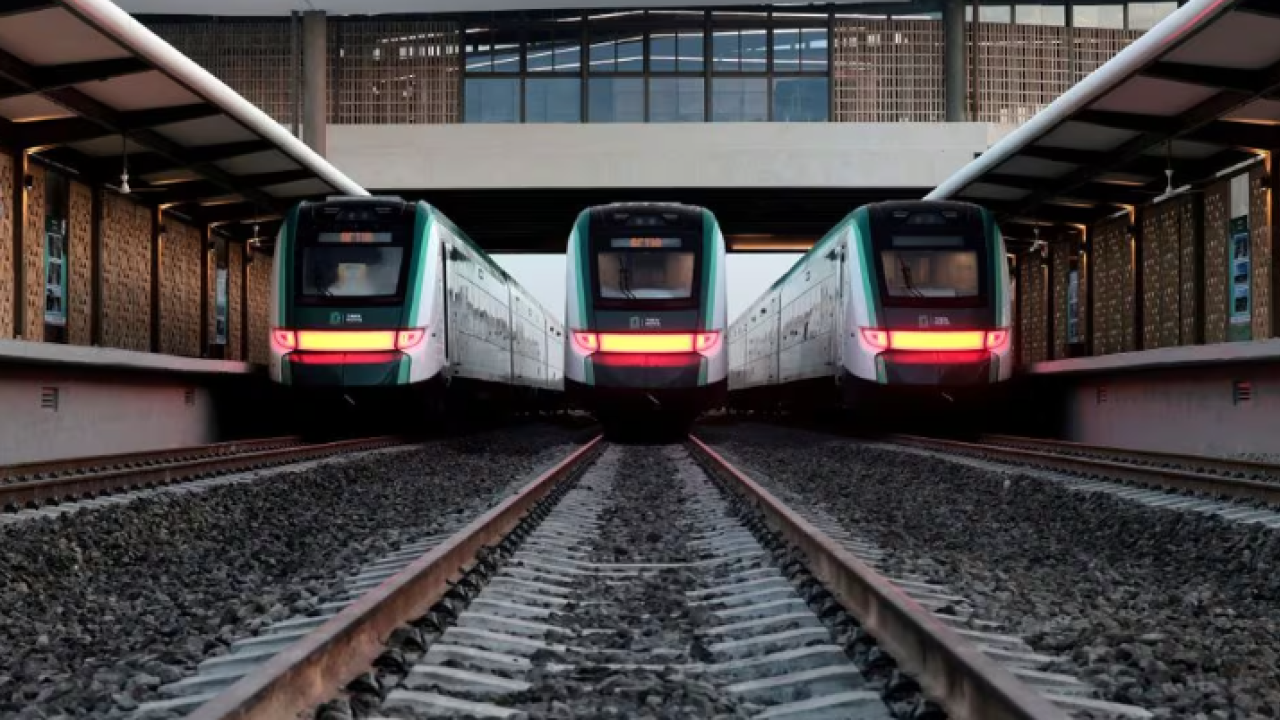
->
<box><xmin>0</xmin><ymin>1</ymin><xmax>56</xmax><ymax>19</ymax></box>
<box><xmin>188</xmin><ymin>201</ymin><xmax>283</xmax><ymax>226</ymax></box>
<box><xmin>146</xmin><ymin>169</ymin><xmax>317</xmax><ymax>204</ymax></box>
<box><xmin>1012</xmin><ymin>58</ymin><xmax>1280</xmax><ymax>217</ymax></box>
<box><xmin>38</xmin><ymin>140</ymin><xmax>280</xmax><ymax>180</ymax></box>
<box><xmin>0</xmin><ymin>46</ymin><xmax>282</xmax><ymax>213</ymax></box>
<box><xmin>980</xmin><ymin>199</ymin><xmax>1114</xmax><ymax>226</ymax></box>
<box><xmin>981</xmin><ymin>173</ymin><xmax>1153</xmax><ymax>206</ymax></box>
<box><xmin>1237</xmin><ymin>0</ymin><xmax>1280</xmax><ymax>21</ymax></box>
<box><xmin>0</xmin><ymin>57</ymin><xmax>151</xmax><ymax>101</ymax></box>
<box><xmin>1183</xmin><ymin>121</ymin><xmax>1280</xmax><ymax>150</ymax></box>
<box><xmin>1141</xmin><ymin>60</ymin><xmax>1280</xmax><ymax>96</ymax></box>
<box><xmin>15</xmin><ymin>103</ymin><xmax>222</xmax><ymax>147</ymax></box>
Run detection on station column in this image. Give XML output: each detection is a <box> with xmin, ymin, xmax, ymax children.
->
<box><xmin>302</xmin><ymin>10</ymin><xmax>328</xmax><ymax>157</ymax></box>
<box><xmin>943</xmin><ymin>0</ymin><xmax>968</xmax><ymax>122</ymax></box>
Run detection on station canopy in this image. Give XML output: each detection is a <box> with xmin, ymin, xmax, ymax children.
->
<box><xmin>0</xmin><ymin>0</ymin><xmax>367</xmax><ymax>240</ymax></box>
<box><xmin>927</xmin><ymin>0</ymin><xmax>1280</xmax><ymax>245</ymax></box>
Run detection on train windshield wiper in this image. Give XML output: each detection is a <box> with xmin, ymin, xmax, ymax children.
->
<box><xmin>900</xmin><ymin>261</ymin><xmax>924</xmax><ymax>297</ymax></box>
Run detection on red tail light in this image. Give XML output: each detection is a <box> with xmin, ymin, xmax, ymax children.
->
<box><xmin>274</xmin><ymin>328</ymin><xmax>427</xmax><ymax>353</ymax></box>
<box><xmin>571</xmin><ymin>331</ymin><xmax>722</xmax><ymax>356</ymax></box>
<box><xmin>860</xmin><ymin>328</ymin><xmax>1011</xmax><ymax>353</ymax></box>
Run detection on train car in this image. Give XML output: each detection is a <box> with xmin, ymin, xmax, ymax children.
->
<box><xmin>726</xmin><ymin>200</ymin><xmax>1012</xmax><ymax>425</ymax></box>
<box><xmin>268</xmin><ymin>196</ymin><xmax>563</xmax><ymax>430</ymax></box>
<box><xmin>564</xmin><ymin>202</ymin><xmax>728</xmax><ymax>432</ymax></box>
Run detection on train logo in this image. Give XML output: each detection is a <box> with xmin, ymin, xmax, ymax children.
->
<box><xmin>628</xmin><ymin>317</ymin><xmax>662</xmax><ymax>329</ymax></box>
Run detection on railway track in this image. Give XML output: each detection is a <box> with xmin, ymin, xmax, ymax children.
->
<box><xmin>169</xmin><ymin>437</ymin><xmax>1079</xmax><ymax>720</ymax></box>
<box><xmin>0</xmin><ymin>436</ymin><xmax>404</xmax><ymax>513</ymax></box>
<box><xmin>888</xmin><ymin>434</ymin><xmax>1280</xmax><ymax>508</ymax></box>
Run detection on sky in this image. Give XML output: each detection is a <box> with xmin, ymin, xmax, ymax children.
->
<box><xmin>492</xmin><ymin>253</ymin><xmax>804</xmax><ymax>325</ymax></box>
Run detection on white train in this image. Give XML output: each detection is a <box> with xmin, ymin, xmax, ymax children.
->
<box><xmin>267</xmin><ymin>196</ymin><xmax>563</xmax><ymax>429</ymax></box>
<box><xmin>727</xmin><ymin>200</ymin><xmax>1014</xmax><ymax>421</ymax></box>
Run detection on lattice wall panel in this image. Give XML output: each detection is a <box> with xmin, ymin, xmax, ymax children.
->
<box><xmin>246</xmin><ymin>250</ymin><xmax>272</xmax><ymax>365</ymax></box>
<box><xmin>1018</xmin><ymin>250</ymin><xmax>1049</xmax><ymax>365</ymax></box>
<box><xmin>148</xmin><ymin>20</ymin><xmax>295</xmax><ymax>125</ymax></box>
<box><xmin>68</xmin><ymin>181</ymin><xmax>93</xmax><ymax>347</ymax></box>
<box><xmin>1251</xmin><ymin>165</ymin><xmax>1272</xmax><ymax>339</ymax></box>
<box><xmin>1178</xmin><ymin>198</ymin><xmax>1200</xmax><ymax>345</ymax></box>
<box><xmin>1072</xmin><ymin>27</ymin><xmax>1141</xmax><ymax>82</ymax></box>
<box><xmin>1140</xmin><ymin>207</ymin><xmax>1161</xmax><ymax>350</ymax></box>
<box><xmin>1051</xmin><ymin>240</ymin><xmax>1069</xmax><ymax>360</ymax></box>
<box><xmin>101</xmin><ymin>195</ymin><xmax>152</xmax><ymax>352</ymax></box>
<box><xmin>1092</xmin><ymin>217</ymin><xmax>1134</xmax><ymax>356</ymax></box>
<box><xmin>160</xmin><ymin>220</ymin><xmax>202</xmax><ymax>358</ymax></box>
<box><xmin>329</xmin><ymin>19</ymin><xmax>460</xmax><ymax>125</ymax></box>
<box><xmin>229</xmin><ymin>243</ymin><xmax>243</xmax><ymax>360</ymax></box>
<box><xmin>22</xmin><ymin>162</ymin><xmax>44</xmax><ymax>342</ymax></box>
<box><xmin>832</xmin><ymin>19</ymin><xmax>944</xmax><ymax>122</ymax></box>
<box><xmin>0</xmin><ymin>152</ymin><xmax>13</xmax><ymax>339</ymax></box>
<box><xmin>971</xmin><ymin>22</ymin><xmax>1070</xmax><ymax>126</ymax></box>
<box><xmin>1203</xmin><ymin>180</ymin><xmax>1229</xmax><ymax>344</ymax></box>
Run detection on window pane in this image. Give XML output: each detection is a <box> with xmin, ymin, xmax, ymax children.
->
<box><xmin>650</xmin><ymin>30</ymin><xmax>703</xmax><ymax>72</ymax></box>
<box><xmin>527</xmin><ymin>27</ymin><xmax>581</xmax><ymax>72</ymax></box>
<box><xmin>589</xmin><ymin>29</ymin><xmax>643</xmax><ymax>73</ymax></box>
<box><xmin>465</xmin><ymin>78</ymin><xmax>520</xmax><ymax>122</ymax></box>
<box><xmin>712</xmin><ymin>77</ymin><xmax>767</xmax><ymax>122</ymax></box>
<box><xmin>1127</xmin><ymin>2</ymin><xmax>1177</xmax><ymax>30</ymax></box>
<box><xmin>1073</xmin><ymin>5</ymin><xmax>1125</xmax><ymax>28</ymax></box>
<box><xmin>772</xmin><ymin>27</ymin><xmax>828</xmax><ymax>73</ymax></box>
<box><xmin>1015</xmin><ymin>5</ymin><xmax>1065</xmax><ymax>25</ymax></box>
<box><xmin>772</xmin><ymin>77</ymin><xmax>827</xmax><ymax>122</ymax></box>
<box><xmin>649</xmin><ymin>78</ymin><xmax>704</xmax><ymax>122</ymax></box>
<box><xmin>597</xmin><ymin>251</ymin><xmax>695</xmax><ymax>299</ymax></box>
<box><xmin>880</xmin><ymin>249</ymin><xmax>979</xmax><ymax>298</ymax></box>
<box><xmin>589</xmin><ymin>77</ymin><xmax>644</xmax><ymax>122</ymax></box>
<box><xmin>303</xmin><ymin>247</ymin><xmax>405</xmax><ymax>297</ymax></box>
<box><xmin>712</xmin><ymin>30</ymin><xmax>739</xmax><ymax>72</ymax></box>
<box><xmin>526</xmin><ymin>78</ymin><xmax>581</xmax><ymax>123</ymax></box>
<box><xmin>465</xmin><ymin>25</ymin><xmax>520</xmax><ymax>73</ymax></box>
<box><xmin>968</xmin><ymin>4</ymin><xmax>1012</xmax><ymax>23</ymax></box>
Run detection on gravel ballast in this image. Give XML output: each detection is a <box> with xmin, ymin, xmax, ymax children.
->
<box><xmin>0</xmin><ymin>423</ymin><xmax>585</xmax><ymax>719</ymax></box>
<box><xmin>699</xmin><ymin>422</ymin><xmax>1280</xmax><ymax>719</ymax></box>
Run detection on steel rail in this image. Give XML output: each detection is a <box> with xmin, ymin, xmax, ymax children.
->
<box><xmin>686</xmin><ymin>435</ymin><xmax>1071</xmax><ymax>720</ymax></box>
<box><xmin>183</xmin><ymin>435</ymin><xmax>605</xmax><ymax>720</ymax></box>
<box><xmin>0</xmin><ymin>436</ymin><xmax>302</xmax><ymax>483</ymax></box>
<box><xmin>0</xmin><ymin>436</ymin><xmax>402</xmax><ymax>510</ymax></box>
<box><xmin>890</xmin><ymin>435</ymin><xmax>1280</xmax><ymax>505</ymax></box>
<box><xmin>981</xmin><ymin>434</ymin><xmax>1280</xmax><ymax>480</ymax></box>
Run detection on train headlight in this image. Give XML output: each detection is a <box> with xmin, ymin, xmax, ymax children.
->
<box><xmin>984</xmin><ymin>329</ymin><xmax>1010</xmax><ymax>351</ymax></box>
<box><xmin>859</xmin><ymin>328</ymin><xmax>890</xmax><ymax>351</ymax></box>
<box><xmin>272</xmin><ymin>329</ymin><xmax>298</xmax><ymax>351</ymax></box>
<box><xmin>572</xmin><ymin>332</ymin><xmax>600</xmax><ymax>354</ymax></box>
<box><xmin>694</xmin><ymin>332</ymin><xmax>721</xmax><ymax>356</ymax></box>
<box><xmin>396</xmin><ymin>329</ymin><xmax>427</xmax><ymax>350</ymax></box>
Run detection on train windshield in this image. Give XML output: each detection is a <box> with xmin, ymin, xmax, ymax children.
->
<box><xmin>879</xmin><ymin>235</ymin><xmax>980</xmax><ymax>300</ymax></box>
<box><xmin>296</xmin><ymin>209</ymin><xmax>412</xmax><ymax>301</ymax></box>
<box><xmin>597</xmin><ymin>237</ymin><xmax>696</xmax><ymax>300</ymax></box>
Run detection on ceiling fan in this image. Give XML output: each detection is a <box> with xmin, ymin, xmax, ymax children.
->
<box><xmin>103</xmin><ymin>135</ymin><xmax>167</xmax><ymax>196</ymax></box>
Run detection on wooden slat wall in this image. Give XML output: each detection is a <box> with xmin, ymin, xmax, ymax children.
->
<box><xmin>228</xmin><ymin>242</ymin><xmax>244</xmax><ymax>360</ymax></box>
<box><xmin>1178</xmin><ymin>198</ymin><xmax>1200</xmax><ymax>346</ymax></box>
<box><xmin>1092</xmin><ymin>216</ymin><xmax>1135</xmax><ymax>356</ymax></box>
<box><xmin>1140</xmin><ymin>199</ymin><xmax>1188</xmax><ymax>350</ymax></box>
<box><xmin>246</xmin><ymin>251</ymin><xmax>272</xmax><ymax>365</ymax></box>
<box><xmin>159</xmin><ymin>219</ymin><xmax>203</xmax><ymax>357</ymax></box>
<box><xmin>1251</xmin><ymin>164</ymin><xmax>1273</xmax><ymax>339</ymax></box>
<box><xmin>100</xmin><ymin>194</ymin><xmax>153</xmax><ymax>352</ymax></box>
<box><xmin>21</xmin><ymin>162</ymin><xmax>44</xmax><ymax>341</ymax></box>
<box><xmin>1018</xmin><ymin>249</ymin><xmax>1049</xmax><ymax>364</ymax></box>
<box><xmin>1051</xmin><ymin>239</ymin><xmax>1069</xmax><ymax>360</ymax></box>
<box><xmin>0</xmin><ymin>151</ymin><xmax>13</xmax><ymax>339</ymax></box>
<box><xmin>1203</xmin><ymin>179</ymin><xmax>1230</xmax><ymax>344</ymax></box>
<box><xmin>68</xmin><ymin>181</ymin><xmax>93</xmax><ymax>347</ymax></box>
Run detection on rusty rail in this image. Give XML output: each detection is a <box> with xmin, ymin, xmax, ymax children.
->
<box><xmin>981</xmin><ymin>433</ymin><xmax>1280</xmax><ymax>481</ymax></box>
<box><xmin>686</xmin><ymin>435</ymin><xmax>1070</xmax><ymax>720</ymax></box>
<box><xmin>1</xmin><ymin>436</ymin><xmax>403</xmax><ymax>511</ymax></box>
<box><xmin>0</xmin><ymin>436</ymin><xmax>303</xmax><ymax>483</ymax></box>
<box><xmin>184</xmin><ymin>435</ymin><xmax>605</xmax><ymax>720</ymax></box>
<box><xmin>890</xmin><ymin>434</ymin><xmax>1280</xmax><ymax>505</ymax></box>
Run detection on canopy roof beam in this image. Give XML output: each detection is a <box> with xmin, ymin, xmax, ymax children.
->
<box><xmin>0</xmin><ymin>57</ymin><xmax>150</xmax><ymax>101</ymax></box>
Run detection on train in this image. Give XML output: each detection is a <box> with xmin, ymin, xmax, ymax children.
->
<box><xmin>725</xmin><ymin>200</ymin><xmax>1013</xmax><ymax>425</ymax></box>
<box><xmin>564</xmin><ymin>202</ymin><xmax>728</xmax><ymax>432</ymax></box>
<box><xmin>268</xmin><ymin>196</ymin><xmax>564</xmax><ymax>431</ymax></box>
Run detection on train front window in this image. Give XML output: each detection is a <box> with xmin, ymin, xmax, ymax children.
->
<box><xmin>299</xmin><ymin>228</ymin><xmax>408</xmax><ymax>299</ymax></box>
<box><xmin>880</xmin><ymin>236</ymin><xmax>979</xmax><ymax>299</ymax></box>
<box><xmin>597</xmin><ymin>240</ymin><xmax>696</xmax><ymax>300</ymax></box>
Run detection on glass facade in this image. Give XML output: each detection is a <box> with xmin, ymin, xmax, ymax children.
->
<box><xmin>461</xmin><ymin>8</ymin><xmax>830</xmax><ymax>124</ymax></box>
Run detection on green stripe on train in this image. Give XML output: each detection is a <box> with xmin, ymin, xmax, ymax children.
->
<box><xmin>402</xmin><ymin>202</ymin><xmax>430</xmax><ymax>327</ymax></box>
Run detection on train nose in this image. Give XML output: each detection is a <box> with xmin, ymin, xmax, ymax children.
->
<box><xmin>880</xmin><ymin>351</ymin><xmax>994</xmax><ymax>386</ymax></box>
